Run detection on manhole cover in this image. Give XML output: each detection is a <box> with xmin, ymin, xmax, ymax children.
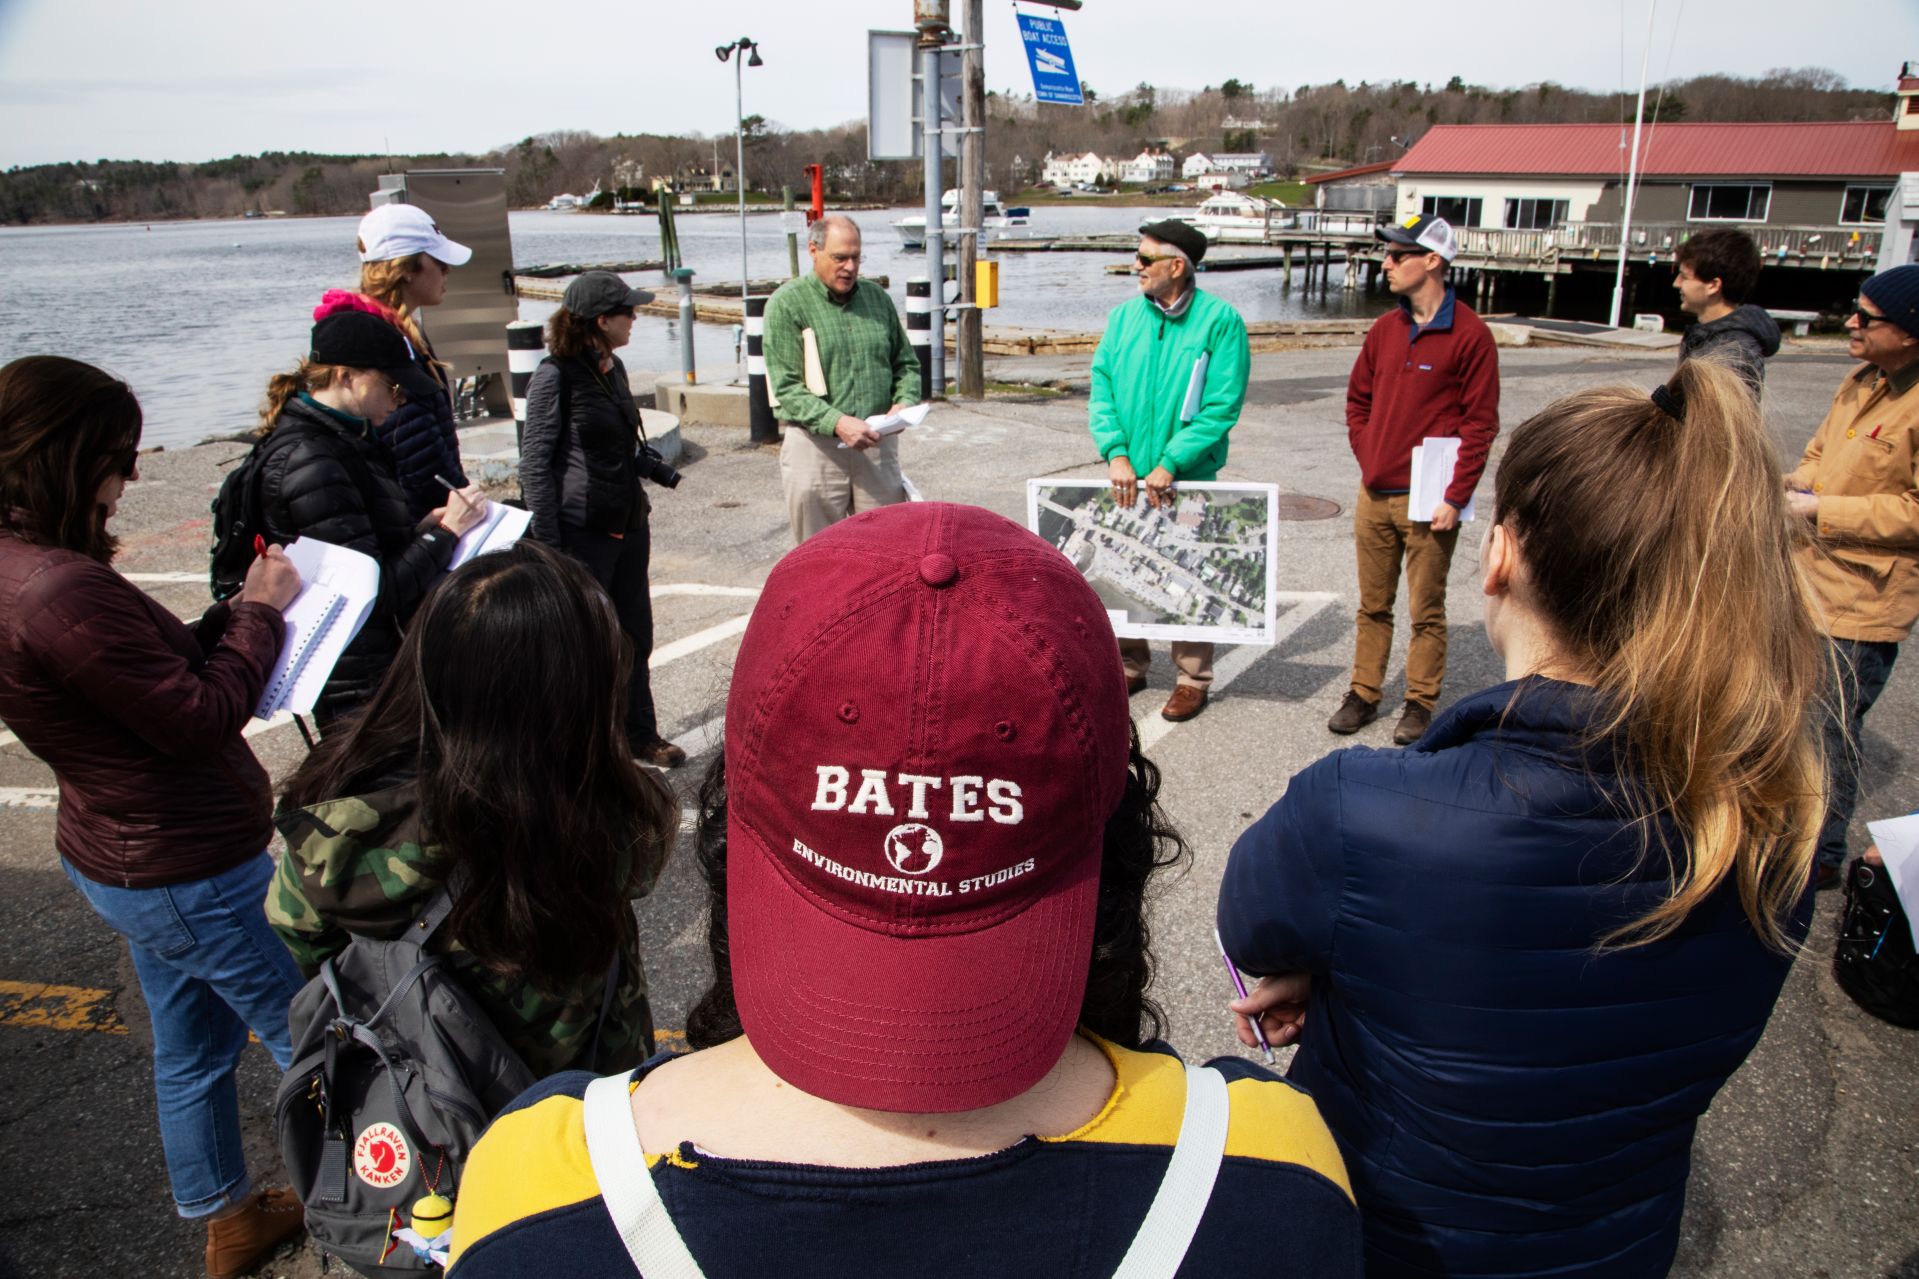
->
<box><xmin>1278</xmin><ymin>494</ymin><xmax>1341</xmax><ymax>521</ymax></box>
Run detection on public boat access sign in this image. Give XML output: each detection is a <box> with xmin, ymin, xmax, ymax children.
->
<box><xmin>1016</xmin><ymin>13</ymin><xmax>1082</xmax><ymax>105</ymax></box>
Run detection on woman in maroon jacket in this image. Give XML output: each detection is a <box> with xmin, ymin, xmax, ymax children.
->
<box><xmin>0</xmin><ymin>356</ymin><xmax>310</xmax><ymax>1278</ymax></box>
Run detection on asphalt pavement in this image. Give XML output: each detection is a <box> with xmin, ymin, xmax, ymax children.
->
<box><xmin>1</xmin><ymin>338</ymin><xmax>1915</xmax><ymax>1278</ymax></box>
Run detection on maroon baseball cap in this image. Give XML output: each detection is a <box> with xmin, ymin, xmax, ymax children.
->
<box><xmin>724</xmin><ymin>502</ymin><xmax>1132</xmax><ymax>1114</ymax></box>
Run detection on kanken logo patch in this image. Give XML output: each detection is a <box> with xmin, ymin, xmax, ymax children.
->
<box><xmin>884</xmin><ymin>823</ymin><xmax>944</xmax><ymax>875</ymax></box>
<box><xmin>353</xmin><ymin>1122</ymin><xmax>411</xmax><ymax>1189</ymax></box>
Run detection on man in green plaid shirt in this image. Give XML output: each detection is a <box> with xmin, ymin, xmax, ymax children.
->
<box><xmin>763</xmin><ymin>215</ymin><xmax>924</xmax><ymax>543</ymax></box>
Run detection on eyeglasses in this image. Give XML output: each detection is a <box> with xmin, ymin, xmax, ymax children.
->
<box><xmin>1383</xmin><ymin>247</ymin><xmax>1431</xmax><ymax>263</ymax></box>
<box><xmin>384</xmin><ymin>378</ymin><xmax>407</xmax><ymax>402</ymax></box>
<box><xmin>1136</xmin><ymin>253</ymin><xmax>1180</xmax><ymax>267</ymax></box>
<box><xmin>1852</xmin><ymin>306</ymin><xmax>1889</xmax><ymax>328</ymax></box>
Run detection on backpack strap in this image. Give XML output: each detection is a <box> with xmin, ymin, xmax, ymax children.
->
<box><xmin>587</xmin><ymin>950</ymin><xmax>622</xmax><ymax>1072</ymax></box>
<box><xmin>578</xmin><ymin>1061</ymin><xmax>1230</xmax><ymax>1279</ymax></box>
<box><xmin>1110</xmin><ymin>1063</ymin><xmax>1231</xmax><ymax>1279</ymax></box>
<box><xmin>582</xmin><ymin>1071</ymin><xmax>707</xmax><ymax>1279</ymax></box>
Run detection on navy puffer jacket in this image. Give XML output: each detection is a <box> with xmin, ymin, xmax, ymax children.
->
<box><xmin>376</xmin><ymin>337</ymin><xmax>467</xmax><ymax>520</ymax></box>
<box><xmin>1217</xmin><ymin>678</ymin><xmax>1805</xmax><ymax>1278</ymax></box>
<box><xmin>257</xmin><ymin>394</ymin><xmax>457</xmax><ymax>721</ymax></box>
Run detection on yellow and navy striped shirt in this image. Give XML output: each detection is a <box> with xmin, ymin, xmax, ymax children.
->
<box><xmin>450</xmin><ymin>1036</ymin><xmax>1359</xmax><ymax>1277</ymax></box>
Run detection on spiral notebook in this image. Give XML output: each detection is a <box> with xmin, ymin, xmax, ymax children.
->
<box><xmin>253</xmin><ymin>538</ymin><xmax>380</xmax><ymax>720</ymax></box>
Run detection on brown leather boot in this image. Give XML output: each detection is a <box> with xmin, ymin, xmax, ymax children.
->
<box><xmin>204</xmin><ymin>1187</ymin><xmax>304</xmax><ymax>1279</ymax></box>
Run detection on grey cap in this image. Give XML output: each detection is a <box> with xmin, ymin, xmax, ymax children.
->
<box><xmin>562</xmin><ymin>270</ymin><xmax>657</xmax><ymax>317</ymax></box>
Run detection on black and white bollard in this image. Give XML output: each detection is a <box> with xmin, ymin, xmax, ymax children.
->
<box><xmin>906</xmin><ymin>277</ymin><xmax>932</xmax><ymax>404</ymax></box>
<box><xmin>745</xmin><ymin>295</ymin><xmax>777</xmax><ymax>445</ymax></box>
<box><xmin>507</xmin><ymin>320</ymin><xmax>546</xmax><ymax>452</ymax></box>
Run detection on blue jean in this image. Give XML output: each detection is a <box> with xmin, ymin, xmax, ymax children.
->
<box><xmin>1818</xmin><ymin>638</ymin><xmax>1901</xmax><ymax>868</ymax></box>
<box><xmin>62</xmin><ymin>852</ymin><xmax>304</xmax><ymax>1218</ymax></box>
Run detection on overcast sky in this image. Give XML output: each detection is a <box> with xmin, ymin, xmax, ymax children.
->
<box><xmin>2</xmin><ymin>0</ymin><xmax>1914</xmax><ymax>168</ymax></box>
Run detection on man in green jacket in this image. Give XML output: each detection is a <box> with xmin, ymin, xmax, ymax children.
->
<box><xmin>763</xmin><ymin>216</ymin><xmax>924</xmax><ymax>544</ymax></box>
<box><xmin>1089</xmin><ymin>219</ymin><xmax>1251</xmax><ymax>722</ymax></box>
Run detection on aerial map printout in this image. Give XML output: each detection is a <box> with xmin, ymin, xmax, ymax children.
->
<box><xmin>1027</xmin><ymin>480</ymin><xmax>1280</xmax><ymax>644</ymax></box>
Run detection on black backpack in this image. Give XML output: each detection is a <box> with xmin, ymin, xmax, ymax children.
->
<box><xmin>1833</xmin><ymin>858</ymin><xmax>1919</xmax><ymax>1029</ymax></box>
<box><xmin>208</xmin><ymin>419</ymin><xmax>379</xmax><ymax>601</ymax></box>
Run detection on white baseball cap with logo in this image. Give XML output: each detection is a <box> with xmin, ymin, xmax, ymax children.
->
<box><xmin>356</xmin><ymin>203</ymin><xmax>473</xmax><ymax>266</ymax></box>
<box><xmin>1376</xmin><ymin>213</ymin><xmax>1459</xmax><ymax>263</ymax></box>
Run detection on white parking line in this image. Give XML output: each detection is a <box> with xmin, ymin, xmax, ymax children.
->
<box><xmin>0</xmin><ymin>584</ymin><xmax>761</xmax><ymax>753</ymax></box>
<box><xmin>650</xmin><ymin>616</ymin><xmax>750</xmax><ymax>668</ymax></box>
<box><xmin>0</xmin><ymin>787</ymin><xmax>60</xmax><ymax>811</ymax></box>
<box><xmin>1135</xmin><ymin>591</ymin><xmax>1341</xmax><ymax>754</ymax></box>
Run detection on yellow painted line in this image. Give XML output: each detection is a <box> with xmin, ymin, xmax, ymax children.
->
<box><xmin>0</xmin><ymin>979</ymin><xmax>128</xmax><ymax>1035</ymax></box>
<box><xmin>0</xmin><ymin>980</ymin><xmax>691</xmax><ymax>1055</ymax></box>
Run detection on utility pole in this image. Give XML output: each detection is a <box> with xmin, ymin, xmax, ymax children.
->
<box><xmin>917</xmin><ymin>1</ymin><xmax>948</xmax><ymax>399</ymax></box>
<box><xmin>957</xmin><ymin>0</ymin><xmax>985</xmax><ymax>398</ymax></box>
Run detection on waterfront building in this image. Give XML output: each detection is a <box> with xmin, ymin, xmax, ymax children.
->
<box><xmin>1119</xmin><ymin>150</ymin><xmax>1176</xmax><ymax>185</ymax></box>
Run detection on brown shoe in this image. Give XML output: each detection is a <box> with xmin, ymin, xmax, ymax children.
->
<box><xmin>635</xmin><ymin>738</ymin><xmax>687</xmax><ymax>769</ymax></box>
<box><xmin>1327</xmin><ymin>691</ymin><xmax>1379</xmax><ymax>735</ymax></box>
<box><xmin>1125</xmin><ymin>673</ymin><xmax>1148</xmax><ymax>696</ymax></box>
<box><xmin>1161</xmin><ymin>684</ymin><xmax>1208</xmax><ymax>722</ymax></box>
<box><xmin>205</xmin><ymin>1187</ymin><xmax>304</xmax><ymax>1279</ymax></box>
<box><xmin>1392</xmin><ymin>701</ymin><xmax>1433</xmax><ymax>746</ymax></box>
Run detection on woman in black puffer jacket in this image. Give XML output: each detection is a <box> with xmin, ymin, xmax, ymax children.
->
<box><xmin>520</xmin><ymin>271</ymin><xmax>683</xmax><ymax>769</ymax></box>
<box><xmin>255</xmin><ymin>311</ymin><xmax>487</xmax><ymax>725</ymax></box>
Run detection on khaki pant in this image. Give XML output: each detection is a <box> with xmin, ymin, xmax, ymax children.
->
<box><xmin>1351</xmin><ymin>487</ymin><xmax>1458</xmax><ymax>708</ymax></box>
<box><xmin>781</xmin><ymin>426</ymin><xmax>907</xmax><ymax>544</ymax></box>
<box><xmin>1118</xmin><ymin>637</ymin><xmax>1215</xmax><ymax>689</ymax></box>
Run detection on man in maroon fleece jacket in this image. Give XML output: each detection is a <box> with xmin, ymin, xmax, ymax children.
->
<box><xmin>1331</xmin><ymin>214</ymin><xmax>1500</xmax><ymax>745</ymax></box>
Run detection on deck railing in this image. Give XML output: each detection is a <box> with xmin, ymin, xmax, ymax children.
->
<box><xmin>1292</xmin><ymin>209</ymin><xmax>1392</xmax><ymax>235</ymax></box>
<box><xmin>1441</xmin><ymin>220</ymin><xmax>1882</xmax><ymax>267</ymax></box>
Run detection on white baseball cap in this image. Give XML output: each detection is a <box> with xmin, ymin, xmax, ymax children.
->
<box><xmin>356</xmin><ymin>203</ymin><xmax>473</xmax><ymax>266</ymax></box>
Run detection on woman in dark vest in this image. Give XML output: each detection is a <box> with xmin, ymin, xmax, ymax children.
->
<box><xmin>519</xmin><ymin>271</ymin><xmax>683</xmax><ymax>768</ymax></box>
<box><xmin>253</xmin><ymin>310</ymin><xmax>488</xmax><ymax>726</ymax></box>
<box><xmin>1219</xmin><ymin>359</ymin><xmax>1825</xmax><ymax>1277</ymax></box>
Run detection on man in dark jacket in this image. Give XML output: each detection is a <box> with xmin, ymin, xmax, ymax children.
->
<box><xmin>1674</xmin><ymin>228</ymin><xmax>1780</xmax><ymax>392</ymax></box>
<box><xmin>1332</xmin><ymin>214</ymin><xmax>1500</xmax><ymax>745</ymax></box>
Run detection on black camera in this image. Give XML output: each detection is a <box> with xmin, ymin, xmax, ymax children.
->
<box><xmin>636</xmin><ymin>443</ymin><xmax>681</xmax><ymax>490</ymax></box>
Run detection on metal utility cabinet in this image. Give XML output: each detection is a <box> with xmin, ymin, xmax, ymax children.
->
<box><xmin>372</xmin><ymin>170</ymin><xmax>516</xmax><ymax>416</ymax></box>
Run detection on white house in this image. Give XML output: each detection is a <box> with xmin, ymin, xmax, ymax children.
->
<box><xmin>1181</xmin><ymin>152</ymin><xmax>1215</xmax><ymax>179</ymax></box>
<box><xmin>1119</xmin><ymin>150</ymin><xmax>1176</xmax><ymax>185</ymax></box>
<box><xmin>1190</xmin><ymin>169</ymin><xmax>1250</xmax><ymax>191</ymax></box>
<box><xmin>1041</xmin><ymin>151</ymin><xmax>1112</xmax><ymax>187</ymax></box>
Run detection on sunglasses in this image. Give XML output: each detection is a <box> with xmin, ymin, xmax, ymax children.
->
<box><xmin>1383</xmin><ymin>247</ymin><xmax>1431</xmax><ymax>263</ymax></box>
<box><xmin>1136</xmin><ymin>252</ymin><xmax>1181</xmax><ymax>267</ymax></box>
<box><xmin>1852</xmin><ymin>306</ymin><xmax>1889</xmax><ymax>329</ymax></box>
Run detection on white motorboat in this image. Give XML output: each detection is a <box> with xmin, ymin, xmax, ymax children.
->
<box><xmin>1180</xmin><ymin>191</ymin><xmax>1292</xmax><ymax>244</ymax></box>
<box><xmin>894</xmin><ymin>190</ymin><xmax>1033</xmax><ymax>249</ymax></box>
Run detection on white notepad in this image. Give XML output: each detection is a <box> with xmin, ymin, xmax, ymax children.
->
<box><xmin>253</xmin><ymin>538</ymin><xmax>379</xmax><ymax>720</ymax></box>
<box><xmin>838</xmin><ymin>402</ymin><xmax>931</xmax><ymax>449</ymax></box>
<box><xmin>1408</xmin><ymin>437</ymin><xmax>1476</xmax><ymax>523</ymax></box>
<box><xmin>449</xmin><ymin>500</ymin><xmax>530</xmax><ymax>569</ymax></box>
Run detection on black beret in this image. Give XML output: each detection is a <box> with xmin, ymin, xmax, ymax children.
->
<box><xmin>1138</xmin><ymin>218</ymin><xmax>1208</xmax><ymax>265</ymax></box>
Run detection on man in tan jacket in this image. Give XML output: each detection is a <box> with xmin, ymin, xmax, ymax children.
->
<box><xmin>1785</xmin><ymin>263</ymin><xmax>1919</xmax><ymax>889</ymax></box>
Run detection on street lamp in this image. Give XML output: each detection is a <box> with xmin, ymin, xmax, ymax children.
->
<box><xmin>717</xmin><ymin>36</ymin><xmax>764</xmax><ymax>383</ymax></box>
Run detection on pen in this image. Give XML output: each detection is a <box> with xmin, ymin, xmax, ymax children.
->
<box><xmin>253</xmin><ymin>534</ymin><xmax>267</xmax><ymax>557</ymax></box>
<box><xmin>433</xmin><ymin>474</ymin><xmax>461</xmax><ymax>492</ymax></box>
<box><xmin>1870</xmin><ymin>425</ymin><xmax>1883</xmax><ymax>440</ymax></box>
<box><xmin>1214</xmin><ymin>928</ymin><xmax>1276</xmax><ymax>1065</ymax></box>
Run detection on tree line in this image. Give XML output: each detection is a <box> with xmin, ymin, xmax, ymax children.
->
<box><xmin>0</xmin><ymin>66</ymin><xmax>1891</xmax><ymax>224</ymax></box>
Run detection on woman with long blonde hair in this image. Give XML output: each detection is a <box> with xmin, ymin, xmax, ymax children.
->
<box><xmin>1218</xmin><ymin>357</ymin><xmax>1823</xmax><ymax>1278</ymax></box>
<box><xmin>311</xmin><ymin>203</ymin><xmax>473</xmax><ymax>518</ymax></box>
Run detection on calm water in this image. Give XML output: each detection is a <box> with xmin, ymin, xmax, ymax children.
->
<box><xmin>0</xmin><ymin>207</ymin><xmax>1385</xmax><ymax>449</ymax></box>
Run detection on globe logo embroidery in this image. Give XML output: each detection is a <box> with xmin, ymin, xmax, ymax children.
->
<box><xmin>883</xmin><ymin>823</ymin><xmax>944</xmax><ymax>876</ymax></box>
